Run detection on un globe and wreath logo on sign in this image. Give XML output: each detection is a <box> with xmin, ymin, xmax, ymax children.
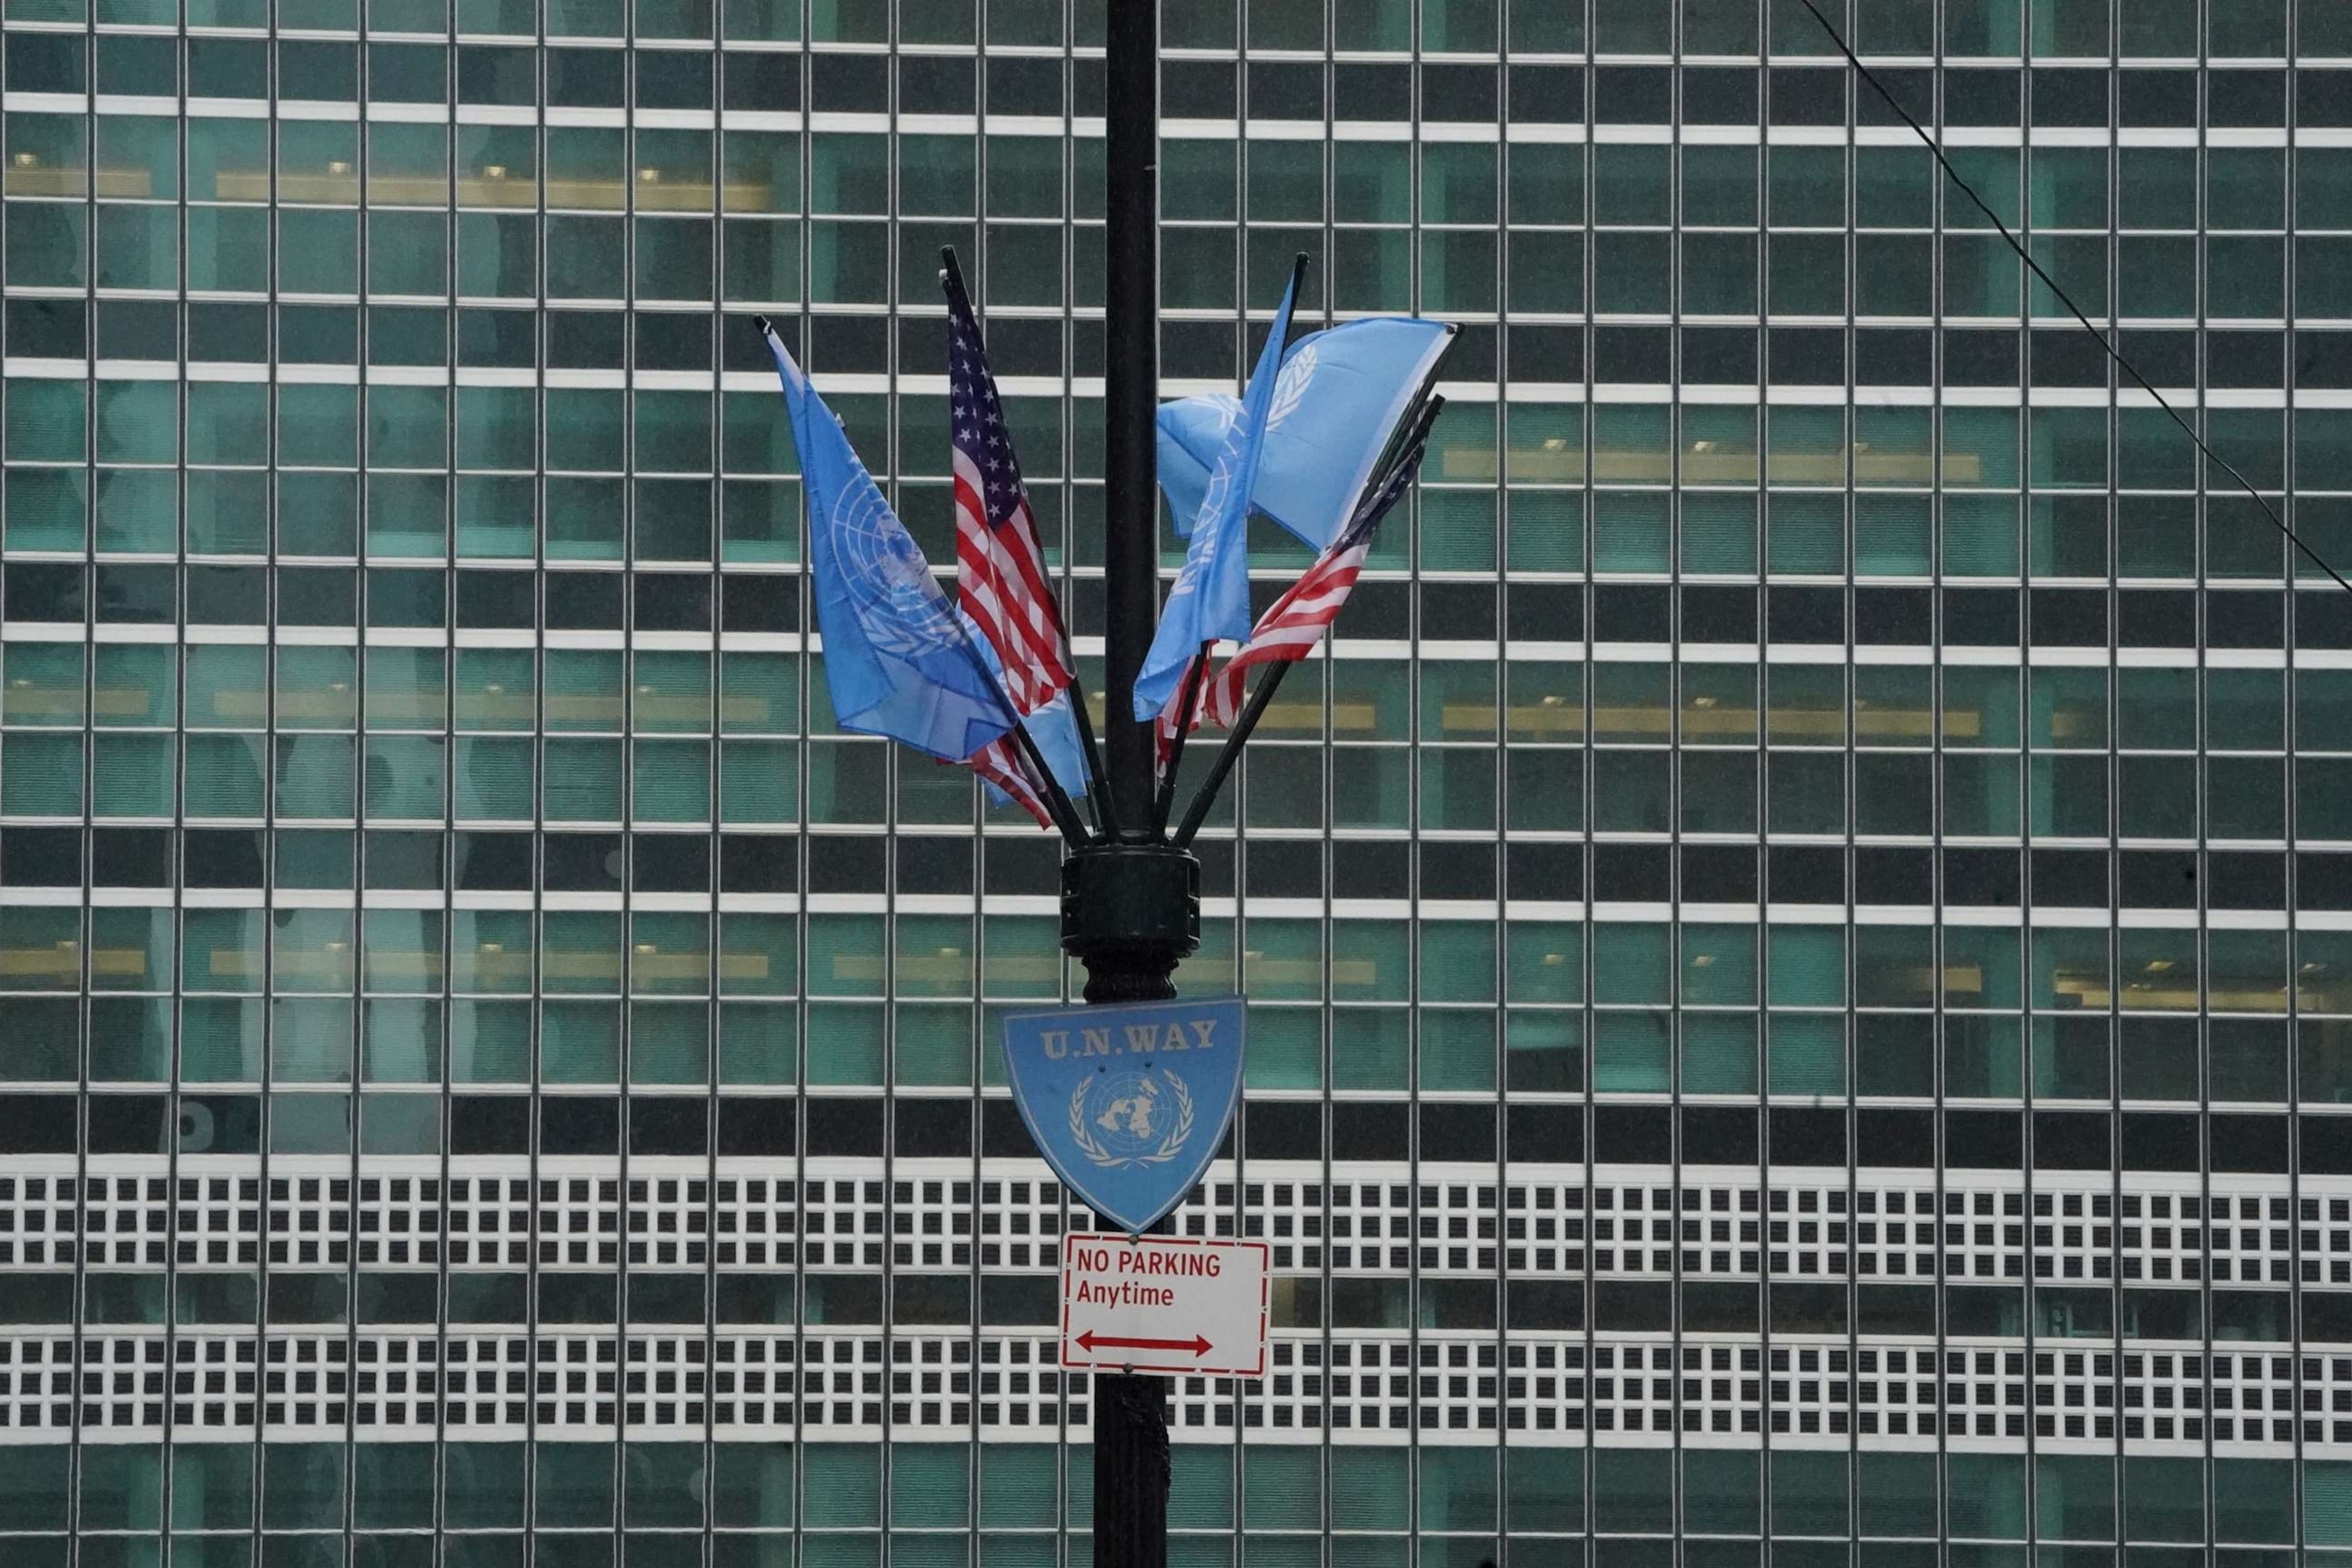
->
<box><xmin>1068</xmin><ymin>1067</ymin><xmax>1195</xmax><ymax>1168</ymax></box>
<box><xmin>1001</xmin><ymin>996</ymin><xmax>1246</xmax><ymax>1236</ymax></box>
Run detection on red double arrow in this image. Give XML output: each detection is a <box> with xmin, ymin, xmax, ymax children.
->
<box><xmin>1075</xmin><ymin>1330</ymin><xmax>1212</xmax><ymax>1357</ymax></box>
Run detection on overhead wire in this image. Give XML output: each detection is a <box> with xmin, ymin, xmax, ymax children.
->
<box><xmin>1793</xmin><ymin>0</ymin><xmax>2352</xmax><ymax>598</ymax></box>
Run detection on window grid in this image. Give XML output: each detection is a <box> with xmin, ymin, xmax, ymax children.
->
<box><xmin>9</xmin><ymin>0</ymin><xmax>2352</xmax><ymax>1558</ymax></box>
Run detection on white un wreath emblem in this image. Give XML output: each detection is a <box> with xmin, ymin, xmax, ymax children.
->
<box><xmin>1069</xmin><ymin>1067</ymin><xmax>1196</xmax><ymax>1168</ymax></box>
<box><xmin>833</xmin><ymin>481</ymin><xmax>959</xmax><ymax>656</ymax></box>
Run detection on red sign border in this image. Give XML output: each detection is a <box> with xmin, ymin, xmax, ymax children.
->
<box><xmin>1058</xmin><ymin>1232</ymin><xmax>1272</xmax><ymax>1380</ymax></box>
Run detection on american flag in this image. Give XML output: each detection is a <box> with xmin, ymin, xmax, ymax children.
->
<box><xmin>943</xmin><ymin>265</ymin><xmax>1073</xmax><ymax>828</ymax></box>
<box><xmin>1158</xmin><ymin>409</ymin><xmax>1438</xmax><ymax>760</ymax></box>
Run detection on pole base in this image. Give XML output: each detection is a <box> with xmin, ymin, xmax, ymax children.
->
<box><xmin>1061</xmin><ymin>842</ymin><xmax>1199</xmax><ymax>1004</ymax></box>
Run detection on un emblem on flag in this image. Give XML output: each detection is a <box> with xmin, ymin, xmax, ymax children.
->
<box><xmin>835</xmin><ymin>480</ymin><xmax>959</xmax><ymax>655</ymax></box>
<box><xmin>1268</xmin><ymin>339</ymin><xmax>1317</xmax><ymax>428</ymax></box>
<box><xmin>1001</xmin><ymin>997</ymin><xmax>1246</xmax><ymax>1236</ymax></box>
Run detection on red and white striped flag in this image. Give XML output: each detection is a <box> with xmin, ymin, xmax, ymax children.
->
<box><xmin>1158</xmin><ymin>415</ymin><xmax>1435</xmax><ymax>760</ymax></box>
<box><xmin>943</xmin><ymin>265</ymin><xmax>1076</xmax><ymax>828</ymax></box>
<box><xmin>969</xmin><ymin>729</ymin><xmax>1056</xmax><ymax>829</ymax></box>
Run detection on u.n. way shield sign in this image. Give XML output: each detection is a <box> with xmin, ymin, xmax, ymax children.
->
<box><xmin>999</xmin><ymin>995</ymin><xmax>1246</xmax><ymax>1237</ymax></box>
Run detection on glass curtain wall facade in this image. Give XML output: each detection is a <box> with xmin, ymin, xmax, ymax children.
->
<box><xmin>11</xmin><ymin>0</ymin><xmax>2352</xmax><ymax>1561</ymax></box>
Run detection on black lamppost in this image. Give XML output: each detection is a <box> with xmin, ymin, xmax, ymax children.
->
<box><xmin>1060</xmin><ymin>3</ymin><xmax>1190</xmax><ymax>1564</ymax></box>
<box><xmin>1047</xmin><ymin>6</ymin><xmax>1439</xmax><ymax>1555</ymax></box>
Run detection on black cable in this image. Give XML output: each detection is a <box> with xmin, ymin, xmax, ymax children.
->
<box><xmin>1795</xmin><ymin>0</ymin><xmax>2352</xmax><ymax>598</ymax></box>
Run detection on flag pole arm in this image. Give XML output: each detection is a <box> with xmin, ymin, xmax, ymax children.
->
<box><xmin>1004</xmin><ymin>707</ymin><xmax>1093</xmax><ymax>846</ymax></box>
<box><xmin>1151</xmin><ymin>642</ymin><xmax>1215</xmax><ymax>838</ymax></box>
<box><xmin>1169</xmin><ymin>653</ymin><xmax>1296</xmax><ymax>851</ymax></box>
<box><xmin>1362</xmin><ymin>325</ymin><xmax>1457</xmax><ymax>494</ymax></box>
<box><xmin>1063</xmin><ymin>677</ymin><xmax>1113</xmax><ymax>842</ymax></box>
<box><xmin>1167</xmin><ymin>394</ymin><xmax>1447</xmax><ymax>850</ymax></box>
<box><xmin>937</xmin><ymin>246</ymin><xmax>1115</xmax><ymax>842</ymax></box>
<box><xmin>949</xmin><ymin>633</ymin><xmax>1089</xmax><ymax>845</ymax></box>
<box><xmin>1154</xmin><ymin>253</ymin><xmax>1308</xmax><ymax>843</ymax></box>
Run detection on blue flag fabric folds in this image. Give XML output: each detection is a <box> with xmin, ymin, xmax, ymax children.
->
<box><xmin>1018</xmin><ymin>688</ymin><xmax>1090</xmax><ymax>799</ymax></box>
<box><xmin>1158</xmin><ymin>316</ymin><xmax>1455</xmax><ymax>550</ymax></box>
<box><xmin>764</xmin><ymin>325</ymin><xmax>1013</xmax><ymax>763</ymax></box>
<box><xmin>1132</xmin><ymin>267</ymin><xmax>1303</xmax><ymax>721</ymax></box>
<box><xmin>956</xmin><ymin>626</ymin><xmax>1088</xmax><ymax>814</ymax></box>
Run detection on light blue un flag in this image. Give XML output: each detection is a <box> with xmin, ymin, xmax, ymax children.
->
<box><xmin>1131</xmin><ymin>266</ymin><xmax>1303</xmax><ymax>721</ymax></box>
<box><xmin>1158</xmin><ymin>316</ymin><xmax>1455</xmax><ymax>551</ymax></box>
<box><xmin>764</xmin><ymin>324</ymin><xmax>1013</xmax><ymax>763</ymax></box>
<box><xmin>1019</xmin><ymin>688</ymin><xmax>1090</xmax><ymax>797</ymax></box>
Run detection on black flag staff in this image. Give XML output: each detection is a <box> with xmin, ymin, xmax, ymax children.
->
<box><xmin>1146</xmin><ymin>247</ymin><xmax>1310</xmax><ymax>841</ymax></box>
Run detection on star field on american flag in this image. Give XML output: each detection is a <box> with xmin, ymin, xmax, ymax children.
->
<box><xmin>950</xmin><ymin>318</ymin><xmax>1026</xmax><ymax>526</ymax></box>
